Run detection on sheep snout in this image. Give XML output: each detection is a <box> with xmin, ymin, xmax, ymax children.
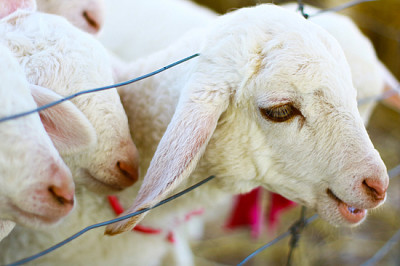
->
<box><xmin>116</xmin><ymin>160</ymin><xmax>139</xmax><ymax>184</ymax></box>
<box><xmin>42</xmin><ymin>163</ymin><xmax>75</xmax><ymax>209</ymax></box>
<box><xmin>82</xmin><ymin>9</ymin><xmax>102</xmax><ymax>34</ymax></box>
<box><xmin>12</xmin><ymin>163</ymin><xmax>75</xmax><ymax>225</ymax></box>
<box><xmin>363</xmin><ymin>178</ymin><xmax>388</xmax><ymax>202</ymax></box>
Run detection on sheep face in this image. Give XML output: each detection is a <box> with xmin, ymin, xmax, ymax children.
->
<box><xmin>36</xmin><ymin>0</ymin><xmax>105</xmax><ymax>34</ymax></box>
<box><xmin>0</xmin><ymin>45</ymin><xmax>75</xmax><ymax>228</ymax></box>
<box><xmin>105</xmin><ymin>4</ymin><xmax>389</xmax><ymax>234</ymax></box>
<box><xmin>200</xmin><ymin>6</ymin><xmax>388</xmax><ymax>227</ymax></box>
<box><xmin>0</xmin><ymin>11</ymin><xmax>139</xmax><ymax>193</ymax></box>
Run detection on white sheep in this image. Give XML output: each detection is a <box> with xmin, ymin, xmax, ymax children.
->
<box><xmin>0</xmin><ymin>42</ymin><xmax>97</xmax><ymax>241</ymax></box>
<box><xmin>99</xmin><ymin>0</ymin><xmax>216</xmax><ymax>61</ymax></box>
<box><xmin>0</xmin><ymin>4</ymin><xmax>389</xmax><ymax>265</ymax></box>
<box><xmin>0</xmin><ymin>8</ymin><xmax>139</xmax><ymax>194</ymax></box>
<box><xmin>36</xmin><ymin>0</ymin><xmax>105</xmax><ymax>34</ymax></box>
<box><xmin>107</xmin><ymin>3</ymin><xmax>388</xmax><ymax>233</ymax></box>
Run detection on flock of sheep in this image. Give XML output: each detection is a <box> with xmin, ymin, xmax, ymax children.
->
<box><xmin>0</xmin><ymin>0</ymin><xmax>398</xmax><ymax>265</ymax></box>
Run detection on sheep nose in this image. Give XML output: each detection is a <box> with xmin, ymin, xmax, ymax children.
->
<box><xmin>82</xmin><ymin>10</ymin><xmax>101</xmax><ymax>33</ymax></box>
<box><xmin>117</xmin><ymin>161</ymin><xmax>139</xmax><ymax>184</ymax></box>
<box><xmin>363</xmin><ymin>178</ymin><xmax>388</xmax><ymax>201</ymax></box>
<box><xmin>48</xmin><ymin>185</ymin><xmax>75</xmax><ymax>206</ymax></box>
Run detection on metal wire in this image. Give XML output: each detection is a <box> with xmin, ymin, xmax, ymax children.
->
<box><xmin>237</xmin><ymin>213</ymin><xmax>318</xmax><ymax>266</ymax></box>
<box><xmin>286</xmin><ymin>206</ymin><xmax>307</xmax><ymax>266</ymax></box>
<box><xmin>0</xmin><ymin>53</ymin><xmax>200</xmax><ymax>123</ymax></box>
<box><xmin>5</xmin><ymin>175</ymin><xmax>216</xmax><ymax>266</ymax></box>
<box><xmin>361</xmin><ymin>229</ymin><xmax>400</xmax><ymax>266</ymax></box>
<box><xmin>237</xmin><ymin>160</ymin><xmax>400</xmax><ymax>265</ymax></box>
<box><xmin>308</xmin><ymin>0</ymin><xmax>377</xmax><ymax>18</ymax></box>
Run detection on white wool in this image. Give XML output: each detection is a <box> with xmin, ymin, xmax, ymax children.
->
<box><xmin>283</xmin><ymin>3</ymin><xmax>385</xmax><ymax>125</ymax></box>
<box><xmin>0</xmin><ymin>10</ymin><xmax>139</xmax><ymax>193</ymax></box>
<box><xmin>0</xmin><ymin>4</ymin><xmax>389</xmax><ymax>265</ymax></box>
<box><xmin>99</xmin><ymin>0</ymin><xmax>215</xmax><ymax>61</ymax></box>
<box><xmin>0</xmin><ymin>43</ymin><xmax>82</xmax><ymax>240</ymax></box>
<box><xmin>109</xmin><ymin>3</ymin><xmax>388</xmax><ymax>232</ymax></box>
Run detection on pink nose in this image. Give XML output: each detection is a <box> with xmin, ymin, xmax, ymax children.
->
<box><xmin>48</xmin><ymin>185</ymin><xmax>74</xmax><ymax>206</ymax></box>
<box><xmin>45</xmin><ymin>163</ymin><xmax>75</xmax><ymax>208</ymax></box>
<box><xmin>117</xmin><ymin>160</ymin><xmax>139</xmax><ymax>185</ymax></box>
<box><xmin>363</xmin><ymin>178</ymin><xmax>388</xmax><ymax>201</ymax></box>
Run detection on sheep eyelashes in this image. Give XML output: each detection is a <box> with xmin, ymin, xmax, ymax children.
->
<box><xmin>260</xmin><ymin>103</ymin><xmax>302</xmax><ymax>123</ymax></box>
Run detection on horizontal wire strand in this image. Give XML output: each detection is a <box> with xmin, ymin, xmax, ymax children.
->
<box><xmin>0</xmin><ymin>53</ymin><xmax>200</xmax><ymax>123</ymax></box>
<box><xmin>5</xmin><ymin>175</ymin><xmax>215</xmax><ymax>266</ymax></box>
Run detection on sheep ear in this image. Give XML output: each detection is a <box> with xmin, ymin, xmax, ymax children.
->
<box><xmin>0</xmin><ymin>0</ymin><xmax>37</xmax><ymax>19</ymax></box>
<box><xmin>0</xmin><ymin>220</ymin><xmax>15</xmax><ymax>242</ymax></box>
<box><xmin>378</xmin><ymin>61</ymin><xmax>400</xmax><ymax>110</ymax></box>
<box><xmin>105</xmin><ymin>78</ymin><xmax>230</xmax><ymax>235</ymax></box>
<box><xmin>30</xmin><ymin>85</ymin><xmax>97</xmax><ymax>155</ymax></box>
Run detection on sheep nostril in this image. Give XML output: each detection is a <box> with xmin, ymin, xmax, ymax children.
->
<box><xmin>363</xmin><ymin>178</ymin><xmax>387</xmax><ymax>201</ymax></box>
<box><xmin>117</xmin><ymin>161</ymin><xmax>139</xmax><ymax>184</ymax></box>
<box><xmin>48</xmin><ymin>186</ymin><xmax>74</xmax><ymax>206</ymax></box>
<box><xmin>82</xmin><ymin>10</ymin><xmax>100</xmax><ymax>32</ymax></box>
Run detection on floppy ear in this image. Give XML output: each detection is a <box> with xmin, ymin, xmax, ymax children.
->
<box><xmin>378</xmin><ymin>60</ymin><xmax>400</xmax><ymax>110</ymax></box>
<box><xmin>0</xmin><ymin>220</ymin><xmax>15</xmax><ymax>242</ymax></box>
<box><xmin>0</xmin><ymin>0</ymin><xmax>37</xmax><ymax>19</ymax></box>
<box><xmin>105</xmin><ymin>76</ymin><xmax>230</xmax><ymax>235</ymax></box>
<box><xmin>30</xmin><ymin>84</ymin><xmax>97</xmax><ymax>155</ymax></box>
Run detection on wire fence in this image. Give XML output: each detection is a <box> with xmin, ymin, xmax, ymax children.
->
<box><xmin>1</xmin><ymin>0</ymin><xmax>399</xmax><ymax>265</ymax></box>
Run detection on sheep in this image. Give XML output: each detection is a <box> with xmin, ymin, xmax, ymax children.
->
<box><xmin>105</xmin><ymin>3</ymin><xmax>389</xmax><ymax>234</ymax></box>
<box><xmin>0</xmin><ymin>8</ymin><xmax>139</xmax><ymax>194</ymax></box>
<box><xmin>36</xmin><ymin>0</ymin><xmax>105</xmax><ymax>34</ymax></box>
<box><xmin>98</xmin><ymin>0</ymin><xmax>216</xmax><ymax>61</ymax></box>
<box><xmin>217</xmin><ymin>2</ymin><xmax>394</xmax><ymax>237</ymax></box>
<box><xmin>0</xmin><ymin>42</ymin><xmax>97</xmax><ymax>242</ymax></box>
<box><xmin>0</xmin><ymin>4</ymin><xmax>389</xmax><ymax>265</ymax></box>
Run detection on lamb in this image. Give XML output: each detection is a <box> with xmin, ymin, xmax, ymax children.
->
<box><xmin>106</xmin><ymin>3</ymin><xmax>389</xmax><ymax>234</ymax></box>
<box><xmin>218</xmin><ymin>2</ymin><xmax>395</xmax><ymax>235</ymax></box>
<box><xmin>36</xmin><ymin>0</ymin><xmax>105</xmax><ymax>34</ymax></box>
<box><xmin>0</xmin><ymin>42</ymin><xmax>97</xmax><ymax>241</ymax></box>
<box><xmin>0</xmin><ymin>7</ymin><xmax>139</xmax><ymax>193</ymax></box>
<box><xmin>0</xmin><ymin>4</ymin><xmax>389</xmax><ymax>265</ymax></box>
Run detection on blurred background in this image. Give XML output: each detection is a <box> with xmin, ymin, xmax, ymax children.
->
<box><xmin>182</xmin><ymin>1</ymin><xmax>400</xmax><ymax>265</ymax></box>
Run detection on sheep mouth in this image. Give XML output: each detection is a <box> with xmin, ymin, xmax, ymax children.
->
<box><xmin>81</xmin><ymin>169</ymin><xmax>125</xmax><ymax>192</ymax></box>
<box><xmin>10</xmin><ymin>204</ymin><xmax>62</xmax><ymax>225</ymax></box>
<box><xmin>326</xmin><ymin>189</ymin><xmax>367</xmax><ymax>224</ymax></box>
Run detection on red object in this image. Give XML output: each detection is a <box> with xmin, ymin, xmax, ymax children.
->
<box><xmin>266</xmin><ymin>193</ymin><xmax>297</xmax><ymax>232</ymax></box>
<box><xmin>107</xmin><ymin>195</ymin><xmax>162</xmax><ymax>235</ymax></box>
<box><xmin>107</xmin><ymin>195</ymin><xmax>124</xmax><ymax>215</ymax></box>
<box><xmin>167</xmin><ymin>231</ymin><xmax>176</xmax><ymax>244</ymax></box>
<box><xmin>225</xmin><ymin>187</ymin><xmax>263</xmax><ymax>238</ymax></box>
<box><xmin>107</xmin><ymin>195</ymin><xmax>204</xmax><ymax>244</ymax></box>
<box><xmin>184</xmin><ymin>208</ymin><xmax>205</xmax><ymax>222</ymax></box>
<box><xmin>134</xmin><ymin>225</ymin><xmax>162</xmax><ymax>234</ymax></box>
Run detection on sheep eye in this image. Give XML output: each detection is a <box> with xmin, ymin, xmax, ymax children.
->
<box><xmin>260</xmin><ymin>104</ymin><xmax>300</xmax><ymax>122</ymax></box>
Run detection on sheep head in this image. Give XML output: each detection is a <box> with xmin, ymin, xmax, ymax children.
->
<box><xmin>0</xmin><ymin>44</ymin><xmax>96</xmax><ymax>229</ymax></box>
<box><xmin>105</xmin><ymin>4</ymin><xmax>388</xmax><ymax>235</ymax></box>
<box><xmin>0</xmin><ymin>11</ymin><xmax>139</xmax><ymax>193</ymax></box>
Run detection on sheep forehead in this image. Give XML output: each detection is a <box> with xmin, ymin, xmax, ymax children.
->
<box><xmin>0</xmin><ymin>12</ymin><xmax>130</xmax><ymax>150</ymax></box>
<box><xmin>245</xmin><ymin>42</ymin><xmax>355</xmax><ymax>109</ymax></box>
<box><xmin>1</xmin><ymin>12</ymin><xmax>114</xmax><ymax>96</ymax></box>
<box><xmin>209</xmin><ymin>5</ymin><xmax>355</xmax><ymax>101</ymax></box>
